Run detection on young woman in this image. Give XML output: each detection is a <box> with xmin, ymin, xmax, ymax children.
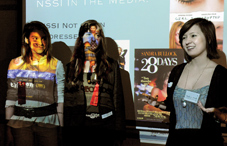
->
<box><xmin>165</xmin><ymin>18</ymin><xmax>227</xmax><ymax>146</ymax></box>
<box><xmin>5</xmin><ymin>21</ymin><xmax>64</xmax><ymax>146</ymax></box>
<box><xmin>64</xmin><ymin>20</ymin><xmax>125</xmax><ymax>146</ymax></box>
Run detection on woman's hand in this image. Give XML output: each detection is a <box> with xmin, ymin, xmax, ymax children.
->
<box><xmin>198</xmin><ymin>101</ymin><xmax>227</xmax><ymax>123</ymax></box>
<box><xmin>197</xmin><ymin>101</ymin><xmax>215</xmax><ymax>113</ymax></box>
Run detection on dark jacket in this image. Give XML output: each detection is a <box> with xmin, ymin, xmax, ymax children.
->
<box><xmin>64</xmin><ymin>59</ymin><xmax>125</xmax><ymax>132</ymax></box>
<box><xmin>165</xmin><ymin>63</ymin><xmax>227</xmax><ymax>145</ymax></box>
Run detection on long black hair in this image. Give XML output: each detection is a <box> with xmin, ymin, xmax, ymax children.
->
<box><xmin>68</xmin><ymin>20</ymin><xmax>112</xmax><ymax>83</ymax></box>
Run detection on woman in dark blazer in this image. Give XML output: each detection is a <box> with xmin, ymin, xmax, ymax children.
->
<box><xmin>64</xmin><ymin>20</ymin><xmax>125</xmax><ymax>146</ymax></box>
<box><xmin>165</xmin><ymin>18</ymin><xmax>227</xmax><ymax>146</ymax></box>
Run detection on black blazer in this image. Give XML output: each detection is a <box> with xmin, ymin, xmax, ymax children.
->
<box><xmin>64</xmin><ymin>59</ymin><xmax>125</xmax><ymax>132</ymax></box>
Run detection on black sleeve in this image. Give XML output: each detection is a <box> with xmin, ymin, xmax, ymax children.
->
<box><xmin>113</xmin><ymin>61</ymin><xmax>126</xmax><ymax>132</ymax></box>
<box><xmin>217</xmin><ymin>66</ymin><xmax>227</xmax><ymax>108</ymax></box>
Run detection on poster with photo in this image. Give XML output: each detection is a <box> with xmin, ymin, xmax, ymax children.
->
<box><xmin>25</xmin><ymin>1</ymin><xmax>227</xmax><ymax>128</ymax></box>
<box><xmin>169</xmin><ymin>0</ymin><xmax>224</xmax><ymax>51</ymax></box>
<box><xmin>115</xmin><ymin>40</ymin><xmax>130</xmax><ymax>72</ymax></box>
<box><xmin>134</xmin><ymin>49</ymin><xmax>184</xmax><ymax>122</ymax></box>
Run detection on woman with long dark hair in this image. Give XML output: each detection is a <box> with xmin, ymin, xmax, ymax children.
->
<box><xmin>64</xmin><ymin>20</ymin><xmax>125</xmax><ymax>146</ymax></box>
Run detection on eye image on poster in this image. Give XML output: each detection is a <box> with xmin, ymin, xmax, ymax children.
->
<box><xmin>169</xmin><ymin>0</ymin><xmax>224</xmax><ymax>51</ymax></box>
<box><xmin>134</xmin><ymin>49</ymin><xmax>184</xmax><ymax>122</ymax></box>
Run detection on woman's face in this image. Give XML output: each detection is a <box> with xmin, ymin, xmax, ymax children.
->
<box><xmin>82</xmin><ymin>24</ymin><xmax>101</xmax><ymax>52</ymax></box>
<box><xmin>28</xmin><ymin>31</ymin><xmax>46</xmax><ymax>55</ymax></box>
<box><xmin>182</xmin><ymin>25</ymin><xmax>207</xmax><ymax>58</ymax></box>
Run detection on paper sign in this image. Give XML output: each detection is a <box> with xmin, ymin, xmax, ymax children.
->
<box><xmin>184</xmin><ymin>90</ymin><xmax>200</xmax><ymax>104</ymax></box>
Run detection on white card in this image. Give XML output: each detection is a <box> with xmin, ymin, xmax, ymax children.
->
<box><xmin>184</xmin><ymin>90</ymin><xmax>200</xmax><ymax>104</ymax></box>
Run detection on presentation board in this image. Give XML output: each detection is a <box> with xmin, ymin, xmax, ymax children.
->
<box><xmin>25</xmin><ymin>0</ymin><xmax>227</xmax><ymax>128</ymax></box>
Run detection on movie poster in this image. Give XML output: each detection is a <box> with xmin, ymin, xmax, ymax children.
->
<box><xmin>134</xmin><ymin>49</ymin><xmax>184</xmax><ymax>123</ymax></box>
<box><xmin>169</xmin><ymin>0</ymin><xmax>224</xmax><ymax>51</ymax></box>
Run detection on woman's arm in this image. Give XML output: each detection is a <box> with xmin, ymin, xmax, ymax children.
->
<box><xmin>56</xmin><ymin>61</ymin><xmax>65</xmax><ymax>127</ymax></box>
<box><xmin>57</xmin><ymin>103</ymin><xmax>64</xmax><ymax>127</ymax></box>
<box><xmin>198</xmin><ymin>101</ymin><xmax>227</xmax><ymax>123</ymax></box>
<box><xmin>5</xmin><ymin>59</ymin><xmax>18</xmax><ymax>119</ymax></box>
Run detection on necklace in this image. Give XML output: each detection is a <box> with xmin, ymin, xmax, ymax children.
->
<box><xmin>185</xmin><ymin>60</ymin><xmax>210</xmax><ymax>90</ymax></box>
<box><xmin>182</xmin><ymin>60</ymin><xmax>210</xmax><ymax>108</ymax></box>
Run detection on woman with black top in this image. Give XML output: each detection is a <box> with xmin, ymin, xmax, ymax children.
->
<box><xmin>64</xmin><ymin>20</ymin><xmax>125</xmax><ymax>146</ymax></box>
<box><xmin>165</xmin><ymin>18</ymin><xmax>227</xmax><ymax>146</ymax></box>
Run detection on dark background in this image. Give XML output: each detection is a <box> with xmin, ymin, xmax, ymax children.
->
<box><xmin>0</xmin><ymin>0</ymin><xmax>22</xmax><ymax>145</ymax></box>
<box><xmin>1</xmin><ymin>0</ymin><xmax>227</xmax><ymax>146</ymax></box>
<box><xmin>0</xmin><ymin>1</ymin><xmax>140</xmax><ymax>145</ymax></box>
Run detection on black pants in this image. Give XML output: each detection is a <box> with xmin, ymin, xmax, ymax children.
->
<box><xmin>64</xmin><ymin>115</ymin><xmax>116</xmax><ymax>146</ymax></box>
<box><xmin>64</xmin><ymin>126</ymin><xmax>115</xmax><ymax>146</ymax></box>
<box><xmin>11</xmin><ymin>123</ymin><xmax>58</xmax><ymax>146</ymax></box>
